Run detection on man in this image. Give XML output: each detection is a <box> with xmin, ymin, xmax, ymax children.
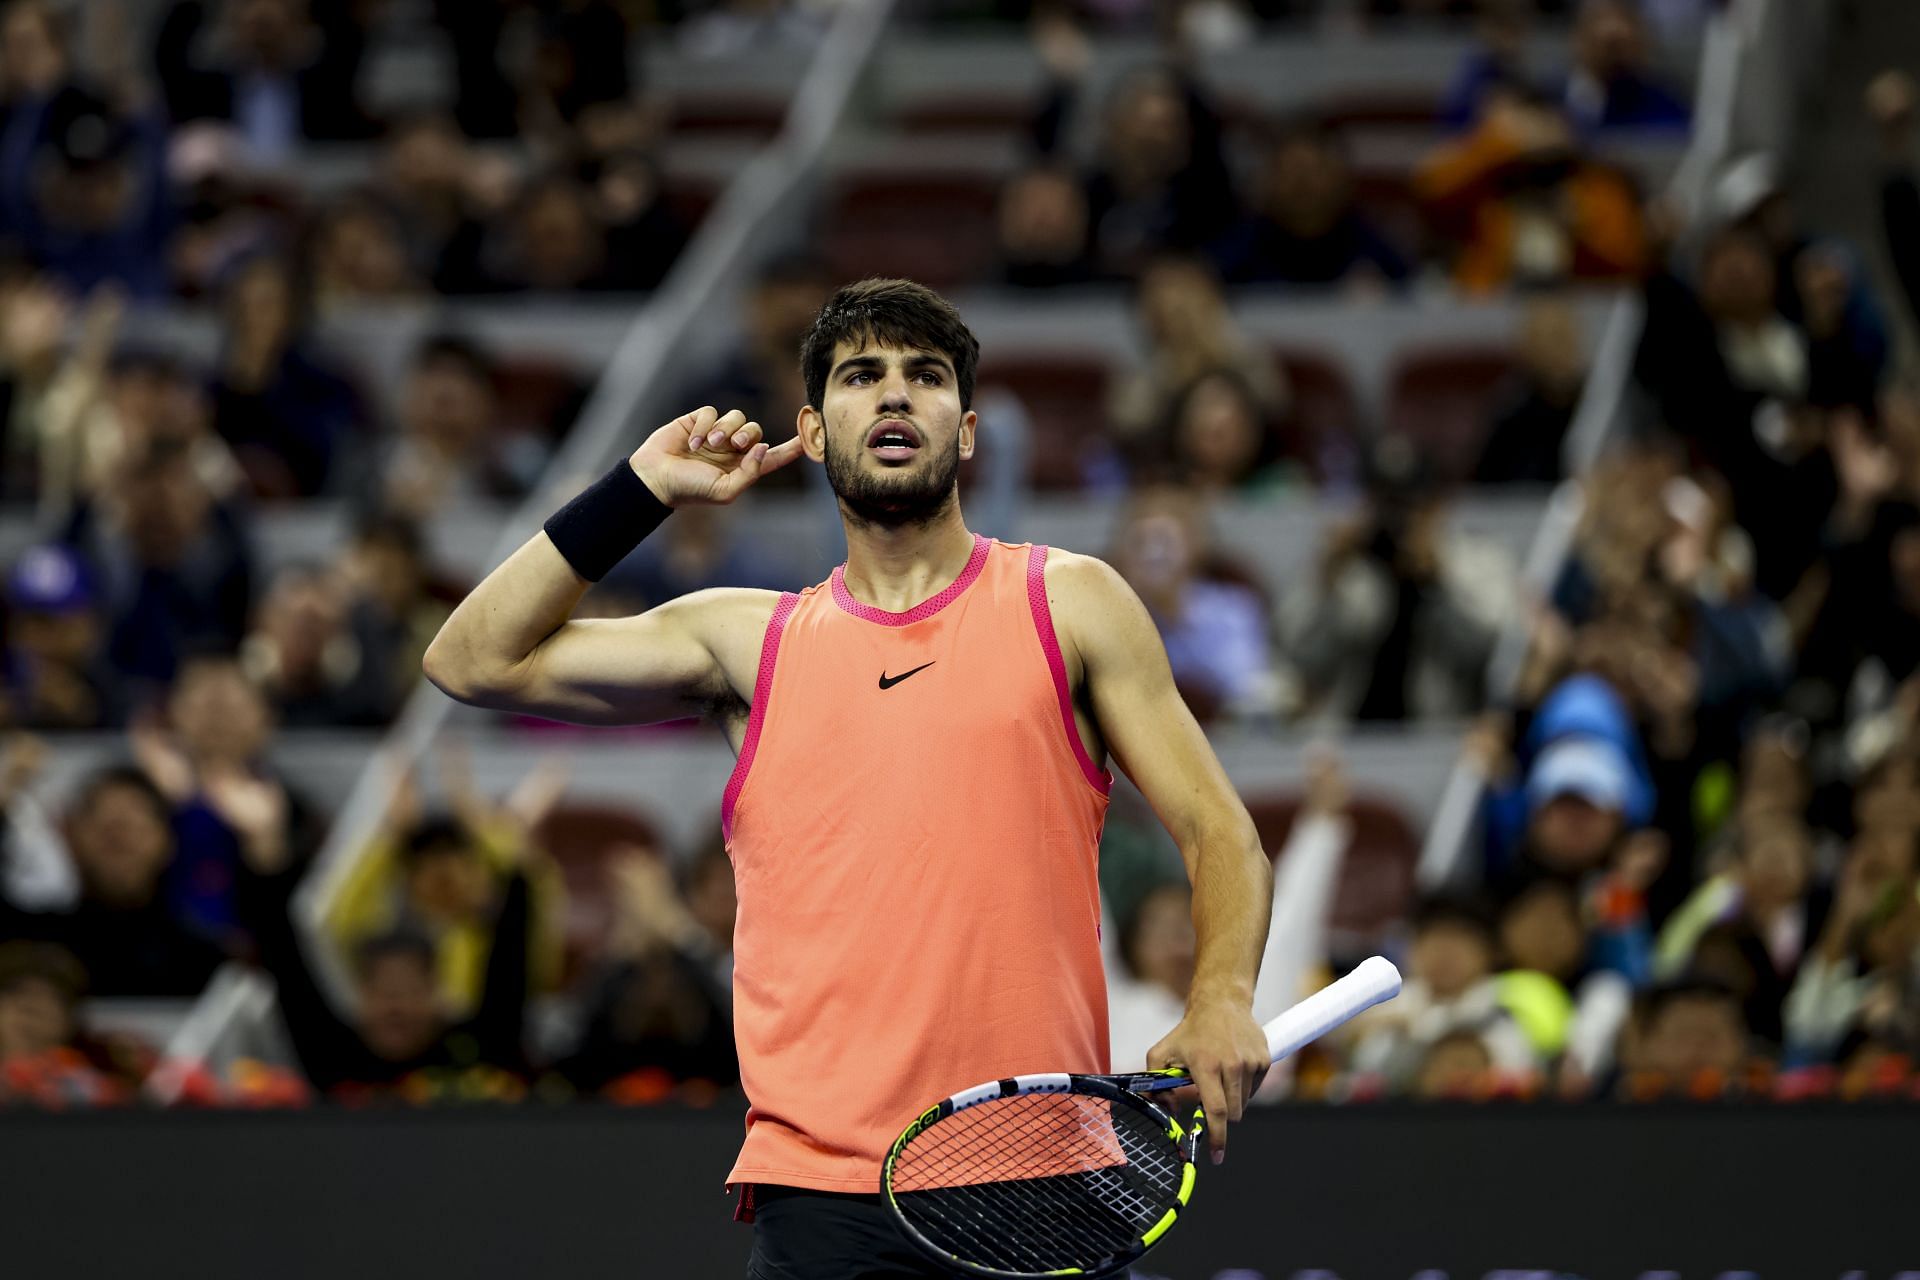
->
<box><xmin>424</xmin><ymin>278</ymin><xmax>1274</xmax><ymax>1277</ymax></box>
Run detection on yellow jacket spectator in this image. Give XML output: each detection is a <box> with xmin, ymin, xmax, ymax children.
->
<box><xmin>325</xmin><ymin>813</ymin><xmax>567</xmax><ymax>1016</ymax></box>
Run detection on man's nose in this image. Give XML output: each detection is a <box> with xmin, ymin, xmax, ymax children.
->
<box><xmin>877</xmin><ymin>377</ymin><xmax>912</xmax><ymax>411</ymax></box>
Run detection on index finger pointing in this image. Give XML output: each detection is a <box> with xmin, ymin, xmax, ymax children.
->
<box><xmin>1195</xmin><ymin>1067</ymin><xmax>1229</xmax><ymax>1165</ymax></box>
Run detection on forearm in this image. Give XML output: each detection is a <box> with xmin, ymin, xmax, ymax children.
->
<box><xmin>1183</xmin><ymin>813</ymin><xmax>1274</xmax><ymax>1009</ymax></box>
<box><xmin>423</xmin><ymin>535</ymin><xmax>589</xmax><ymax>699</ymax></box>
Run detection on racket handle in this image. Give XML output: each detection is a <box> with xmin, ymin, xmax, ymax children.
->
<box><xmin>1260</xmin><ymin>955</ymin><xmax>1402</xmax><ymax>1064</ymax></box>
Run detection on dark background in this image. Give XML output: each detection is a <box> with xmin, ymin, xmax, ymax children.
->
<box><xmin>5</xmin><ymin>1104</ymin><xmax>1912</xmax><ymax>1279</ymax></box>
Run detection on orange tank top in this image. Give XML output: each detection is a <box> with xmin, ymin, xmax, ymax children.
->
<box><xmin>722</xmin><ymin>535</ymin><xmax>1113</xmax><ymax>1193</ymax></box>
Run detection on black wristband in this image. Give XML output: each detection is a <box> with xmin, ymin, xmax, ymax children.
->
<box><xmin>542</xmin><ymin>460</ymin><xmax>671</xmax><ymax>582</ymax></box>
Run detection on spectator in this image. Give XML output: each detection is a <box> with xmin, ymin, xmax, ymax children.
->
<box><xmin>1560</xmin><ymin>0</ymin><xmax>1691</xmax><ymax>133</ymax></box>
<box><xmin>1109</xmin><ymin>486</ymin><xmax>1285</xmax><ymax>720</ymax></box>
<box><xmin>583</xmin><ymin>148</ymin><xmax>687</xmax><ymax>291</ymax></box>
<box><xmin>1415</xmin><ymin>86</ymin><xmax>1648</xmax><ymax>293</ymax></box>
<box><xmin>995</xmin><ymin>166</ymin><xmax>1095</xmax><ymax>290</ymax></box>
<box><xmin>375</xmin><ymin>112</ymin><xmax>511</xmax><ymax>295</ymax></box>
<box><xmin>1029</xmin><ymin>20</ymin><xmax>1236</xmax><ymax>282</ymax></box>
<box><xmin>307</xmin><ymin>192</ymin><xmax>425</xmax><ymax>311</ymax></box>
<box><xmin>62</xmin><ymin>438</ymin><xmax>256</xmax><ymax>689</ymax></box>
<box><xmin>1441</xmin><ymin>0</ymin><xmax>1538</xmax><ymax>130</ymax></box>
<box><xmin>1281</xmin><ymin>436</ymin><xmax>1515</xmax><ymax>721</ymax></box>
<box><xmin>1159</xmin><ymin>368</ymin><xmax>1292</xmax><ymax>495</ymax></box>
<box><xmin>238</xmin><ymin>562</ymin><xmax>397</xmax><ymax>727</ymax></box>
<box><xmin>1107</xmin><ymin>255</ymin><xmax>1287</xmax><ymax>467</ymax></box>
<box><xmin>1785</xmin><ymin>832</ymin><xmax>1920</xmax><ymax>1060</ymax></box>
<box><xmin>208</xmin><ymin>252</ymin><xmax>365</xmax><ymax>497</ymax></box>
<box><xmin>1620</xmin><ymin>977</ymin><xmax>1751</xmax><ymax>1096</ymax></box>
<box><xmin>1212</xmin><ymin>119</ymin><xmax>1410</xmax><ymax>290</ymax></box>
<box><xmin>132</xmin><ymin>655</ymin><xmax>320</xmax><ymax>945</ymax></box>
<box><xmin>0</xmin><ymin>940</ymin><xmax>127</xmax><ymax>1107</ymax></box>
<box><xmin>0</xmin><ymin>765</ymin><xmax>225</xmax><ymax>997</ymax></box>
<box><xmin>1</xmin><ymin>86</ymin><xmax>172</xmax><ymax>299</ymax></box>
<box><xmin>335</xmin><ymin>511</ymin><xmax>460</xmax><ymax>715</ymax></box>
<box><xmin>476</xmin><ymin>173</ymin><xmax>622</xmax><ymax>294</ymax></box>
<box><xmin>1411</xmin><ymin>1028</ymin><xmax>1497</xmax><ymax>1100</ymax></box>
<box><xmin>1473</xmin><ymin>296</ymin><xmax>1588</xmax><ymax>485</ymax></box>
<box><xmin>1655</xmin><ymin>818</ymin><xmax>1824</xmax><ymax>1038</ymax></box>
<box><xmin>1350</xmin><ymin>897</ymin><xmax>1536</xmax><ymax>1091</ymax></box>
<box><xmin>156</xmin><ymin>0</ymin><xmax>378</xmax><ymax>154</ymax></box>
<box><xmin>358</xmin><ymin>333</ymin><xmax>549</xmax><ymax>519</ymax></box>
<box><xmin>245</xmin><ymin>854</ymin><xmax>532</xmax><ymax>1098</ymax></box>
<box><xmin>1870</xmin><ymin>70</ymin><xmax>1920</xmax><ymax>331</ymax></box>
<box><xmin>561</xmin><ymin>851</ymin><xmax>737</xmax><ymax>1095</ymax></box>
<box><xmin>324</xmin><ymin>753</ymin><xmax>567</xmax><ymax>1016</ymax></box>
<box><xmin>1</xmin><ymin>543</ymin><xmax>116</xmax><ymax>730</ymax></box>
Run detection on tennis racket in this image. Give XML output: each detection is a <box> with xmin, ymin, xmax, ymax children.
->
<box><xmin>880</xmin><ymin>954</ymin><xmax>1402</xmax><ymax>1279</ymax></box>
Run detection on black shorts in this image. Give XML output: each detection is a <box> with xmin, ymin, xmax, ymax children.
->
<box><xmin>743</xmin><ymin>1184</ymin><xmax>951</xmax><ymax>1280</ymax></box>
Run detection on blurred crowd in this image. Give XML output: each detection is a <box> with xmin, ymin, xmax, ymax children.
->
<box><xmin>8</xmin><ymin>0</ymin><xmax>1920</xmax><ymax>1114</ymax></box>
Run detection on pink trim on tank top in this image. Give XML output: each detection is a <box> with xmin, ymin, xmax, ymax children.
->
<box><xmin>722</xmin><ymin>592</ymin><xmax>799</xmax><ymax>841</ymax></box>
<box><xmin>1026</xmin><ymin>544</ymin><xmax>1113</xmax><ymax>794</ymax></box>
<box><xmin>829</xmin><ymin>534</ymin><xmax>990</xmax><ymax>626</ymax></box>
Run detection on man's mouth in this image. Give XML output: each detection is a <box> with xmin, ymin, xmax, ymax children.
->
<box><xmin>866</xmin><ymin>419</ymin><xmax>922</xmax><ymax>462</ymax></box>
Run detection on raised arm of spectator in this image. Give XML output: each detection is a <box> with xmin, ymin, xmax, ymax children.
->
<box><xmin>464</xmin><ymin>869</ymin><xmax>532</xmax><ymax>1071</ymax></box>
<box><xmin>1869</xmin><ymin>72</ymin><xmax>1920</xmax><ymax>327</ymax></box>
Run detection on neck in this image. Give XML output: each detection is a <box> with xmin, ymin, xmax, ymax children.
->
<box><xmin>837</xmin><ymin>503</ymin><xmax>977</xmax><ymax>613</ymax></box>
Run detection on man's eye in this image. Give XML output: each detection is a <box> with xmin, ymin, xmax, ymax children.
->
<box><xmin>848</xmin><ymin>372</ymin><xmax>874</xmax><ymax>384</ymax></box>
<box><xmin>916</xmin><ymin>372</ymin><xmax>942</xmax><ymax>385</ymax></box>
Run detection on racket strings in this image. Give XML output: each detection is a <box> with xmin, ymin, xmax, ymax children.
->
<box><xmin>889</xmin><ymin>1092</ymin><xmax>1188</xmax><ymax>1275</ymax></box>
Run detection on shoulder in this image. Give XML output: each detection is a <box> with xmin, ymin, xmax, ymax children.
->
<box><xmin>1038</xmin><ymin>547</ymin><xmax>1131</xmax><ymax>605</ymax></box>
<box><xmin>646</xmin><ymin>586</ymin><xmax>787</xmax><ymax>647</ymax></box>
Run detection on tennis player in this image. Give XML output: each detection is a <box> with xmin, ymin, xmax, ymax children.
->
<box><xmin>424</xmin><ymin>278</ymin><xmax>1276</xmax><ymax>1278</ymax></box>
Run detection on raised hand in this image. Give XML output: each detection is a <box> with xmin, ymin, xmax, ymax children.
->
<box><xmin>203</xmin><ymin>767</ymin><xmax>291</xmax><ymax>874</ymax></box>
<box><xmin>627</xmin><ymin>407</ymin><xmax>805</xmax><ymax>508</ymax></box>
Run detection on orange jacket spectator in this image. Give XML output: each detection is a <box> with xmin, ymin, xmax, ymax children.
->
<box><xmin>1416</xmin><ymin>93</ymin><xmax>1648</xmax><ymax>294</ymax></box>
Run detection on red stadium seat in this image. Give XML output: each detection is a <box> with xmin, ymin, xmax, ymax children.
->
<box><xmin>1270</xmin><ymin>347</ymin><xmax>1363</xmax><ymax>481</ymax></box>
<box><xmin>1385</xmin><ymin>345</ymin><xmax>1520</xmax><ymax>483</ymax></box>
<box><xmin>668</xmin><ymin>94</ymin><xmax>787</xmax><ymax>139</ymax></box>
<box><xmin>1318</xmin><ymin>92</ymin><xmax>1442</xmax><ymax>130</ymax></box>
<box><xmin>530</xmin><ymin>802</ymin><xmax>669</xmax><ymax>981</ymax></box>
<box><xmin>973</xmin><ymin>353</ymin><xmax>1110</xmax><ymax>490</ymax></box>
<box><xmin>1242</xmin><ymin>789</ymin><xmax>1419</xmax><ymax>949</ymax></box>
<box><xmin>897</xmin><ymin>95</ymin><xmax>1032</xmax><ymax>135</ymax></box>
<box><xmin>821</xmin><ymin>173</ymin><xmax>1001</xmax><ymax>291</ymax></box>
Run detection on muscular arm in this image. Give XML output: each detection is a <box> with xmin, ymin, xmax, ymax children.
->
<box><xmin>423</xmin><ymin>408</ymin><xmax>800</xmax><ymax>726</ymax></box>
<box><xmin>1047</xmin><ymin>551</ymin><xmax>1273</xmax><ymax>1157</ymax></box>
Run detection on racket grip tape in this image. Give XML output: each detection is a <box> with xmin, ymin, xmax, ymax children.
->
<box><xmin>1260</xmin><ymin>955</ymin><xmax>1402</xmax><ymax>1064</ymax></box>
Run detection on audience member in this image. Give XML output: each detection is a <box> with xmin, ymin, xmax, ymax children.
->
<box><xmin>156</xmin><ymin>0</ymin><xmax>378</xmax><ymax>153</ymax></box>
<box><xmin>995</xmin><ymin>165</ymin><xmax>1095</xmax><ymax>290</ymax></box>
<box><xmin>1473</xmin><ymin>296</ymin><xmax>1589</xmax><ymax>485</ymax></box>
<box><xmin>0</xmin><ymin>939</ymin><xmax>127</xmax><ymax>1106</ymax></box>
<box><xmin>132</xmin><ymin>655</ymin><xmax>320</xmax><ymax>945</ymax></box>
<box><xmin>357</xmin><ymin>333</ymin><xmax>550</xmax><ymax>519</ymax></box>
<box><xmin>1</xmin><ymin>544</ymin><xmax>116</xmax><ymax>730</ymax></box>
<box><xmin>0</xmin><ymin>765</ymin><xmax>225</xmax><ymax>996</ymax></box>
<box><xmin>1620</xmin><ymin>976</ymin><xmax>1751</xmax><ymax>1096</ymax></box>
<box><xmin>1212</xmin><ymin>119</ymin><xmax>1410</xmax><ymax>289</ymax></box>
<box><xmin>61</xmin><ymin>438</ymin><xmax>256</xmax><ymax>689</ymax></box>
<box><xmin>239</xmin><ymin>562</ymin><xmax>397</xmax><ymax>727</ymax></box>
<box><xmin>1560</xmin><ymin>0</ymin><xmax>1690</xmax><ymax>132</ymax></box>
<box><xmin>1350</xmin><ymin>897</ymin><xmax>1536</xmax><ymax>1090</ymax></box>
<box><xmin>208</xmin><ymin>252</ymin><xmax>366</xmax><ymax>497</ymax></box>
<box><xmin>1281</xmin><ymin>436</ymin><xmax>1515</xmax><ymax>721</ymax></box>
<box><xmin>1109</xmin><ymin>487</ymin><xmax>1286</xmax><ymax>720</ymax></box>
<box><xmin>1416</xmin><ymin>86</ymin><xmax>1648</xmax><ymax>293</ymax></box>
<box><xmin>1108</xmin><ymin>255</ymin><xmax>1288</xmax><ymax>469</ymax></box>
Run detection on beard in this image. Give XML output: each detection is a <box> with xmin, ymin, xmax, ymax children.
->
<box><xmin>823</xmin><ymin>432</ymin><xmax>961</xmax><ymax>529</ymax></box>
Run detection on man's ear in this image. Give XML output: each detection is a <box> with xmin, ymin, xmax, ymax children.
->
<box><xmin>958</xmin><ymin>409</ymin><xmax>978</xmax><ymax>461</ymax></box>
<box><xmin>797</xmin><ymin>405</ymin><xmax>827</xmax><ymax>462</ymax></box>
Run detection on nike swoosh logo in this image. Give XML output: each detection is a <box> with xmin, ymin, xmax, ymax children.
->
<box><xmin>877</xmin><ymin>661</ymin><xmax>936</xmax><ymax>690</ymax></box>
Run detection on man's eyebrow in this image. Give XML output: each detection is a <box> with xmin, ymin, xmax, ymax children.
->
<box><xmin>829</xmin><ymin>355</ymin><xmax>885</xmax><ymax>378</ymax></box>
<box><xmin>901</xmin><ymin>353</ymin><xmax>955</xmax><ymax>374</ymax></box>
